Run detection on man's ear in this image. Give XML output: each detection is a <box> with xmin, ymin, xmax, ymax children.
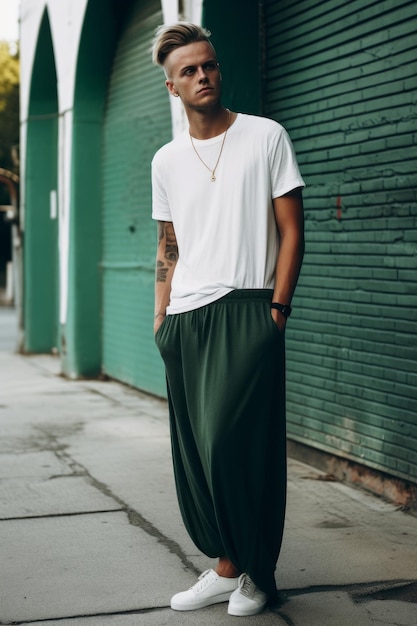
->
<box><xmin>165</xmin><ymin>80</ymin><xmax>179</xmax><ymax>97</ymax></box>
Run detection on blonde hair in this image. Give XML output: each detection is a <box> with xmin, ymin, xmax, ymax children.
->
<box><xmin>152</xmin><ymin>22</ymin><xmax>214</xmax><ymax>67</ymax></box>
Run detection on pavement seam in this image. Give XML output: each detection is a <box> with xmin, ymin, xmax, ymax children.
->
<box><xmin>0</xmin><ymin>509</ymin><xmax>124</xmax><ymax>522</ymax></box>
<box><xmin>272</xmin><ymin>611</ymin><xmax>295</xmax><ymax>626</ymax></box>
<box><xmin>31</xmin><ymin>425</ymin><xmax>200</xmax><ymax>579</ymax></box>
<box><xmin>285</xmin><ymin>578</ymin><xmax>417</xmax><ymax>602</ymax></box>
<box><xmin>3</xmin><ymin>579</ymin><xmax>416</xmax><ymax>625</ymax></box>
<box><xmin>0</xmin><ymin>605</ymin><xmax>173</xmax><ymax>625</ymax></box>
<box><xmin>285</xmin><ymin>578</ymin><xmax>415</xmax><ymax>595</ymax></box>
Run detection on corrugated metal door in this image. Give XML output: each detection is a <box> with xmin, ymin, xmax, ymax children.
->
<box><xmin>264</xmin><ymin>0</ymin><xmax>417</xmax><ymax>482</ymax></box>
<box><xmin>102</xmin><ymin>0</ymin><xmax>171</xmax><ymax>394</ymax></box>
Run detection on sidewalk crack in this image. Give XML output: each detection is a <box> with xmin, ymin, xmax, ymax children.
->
<box><xmin>32</xmin><ymin>425</ymin><xmax>199</xmax><ymax>578</ymax></box>
<box><xmin>85</xmin><ymin>472</ymin><xmax>199</xmax><ymax>577</ymax></box>
<box><xmin>0</xmin><ymin>605</ymin><xmax>173</xmax><ymax>625</ymax></box>
<box><xmin>285</xmin><ymin>578</ymin><xmax>417</xmax><ymax>602</ymax></box>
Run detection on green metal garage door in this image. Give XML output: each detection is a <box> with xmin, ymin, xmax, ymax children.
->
<box><xmin>264</xmin><ymin>0</ymin><xmax>417</xmax><ymax>483</ymax></box>
<box><xmin>102</xmin><ymin>0</ymin><xmax>171</xmax><ymax>395</ymax></box>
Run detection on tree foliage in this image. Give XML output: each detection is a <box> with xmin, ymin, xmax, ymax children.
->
<box><xmin>0</xmin><ymin>42</ymin><xmax>19</xmax><ymax>173</ymax></box>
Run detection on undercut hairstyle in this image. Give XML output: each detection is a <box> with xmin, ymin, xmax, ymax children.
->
<box><xmin>152</xmin><ymin>22</ymin><xmax>214</xmax><ymax>68</ymax></box>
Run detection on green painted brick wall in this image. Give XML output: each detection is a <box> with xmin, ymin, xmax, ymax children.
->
<box><xmin>101</xmin><ymin>0</ymin><xmax>171</xmax><ymax>396</ymax></box>
<box><xmin>264</xmin><ymin>0</ymin><xmax>417</xmax><ymax>483</ymax></box>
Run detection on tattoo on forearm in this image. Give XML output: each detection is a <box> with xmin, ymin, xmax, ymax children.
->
<box><xmin>165</xmin><ymin>246</ymin><xmax>177</xmax><ymax>262</ymax></box>
<box><xmin>157</xmin><ymin>260</ymin><xmax>169</xmax><ymax>282</ymax></box>
<box><xmin>165</xmin><ymin>224</ymin><xmax>178</xmax><ymax>262</ymax></box>
<box><xmin>156</xmin><ymin>222</ymin><xmax>178</xmax><ymax>283</ymax></box>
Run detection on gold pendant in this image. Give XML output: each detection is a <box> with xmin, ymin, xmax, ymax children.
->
<box><xmin>190</xmin><ymin>109</ymin><xmax>231</xmax><ymax>184</ymax></box>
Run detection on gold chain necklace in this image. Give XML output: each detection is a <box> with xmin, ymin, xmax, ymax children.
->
<box><xmin>189</xmin><ymin>109</ymin><xmax>231</xmax><ymax>182</ymax></box>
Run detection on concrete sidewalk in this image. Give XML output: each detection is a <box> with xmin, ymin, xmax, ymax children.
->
<box><xmin>0</xmin><ymin>308</ymin><xmax>416</xmax><ymax>625</ymax></box>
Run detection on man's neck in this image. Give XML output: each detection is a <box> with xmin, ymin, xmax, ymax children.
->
<box><xmin>187</xmin><ymin>105</ymin><xmax>231</xmax><ymax>140</ymax></box>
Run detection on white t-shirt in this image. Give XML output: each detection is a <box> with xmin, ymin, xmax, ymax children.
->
<box><xmin>152</xmin><ymin>113</ymin><xmax>305</xmax><ymax>314</ymax></box>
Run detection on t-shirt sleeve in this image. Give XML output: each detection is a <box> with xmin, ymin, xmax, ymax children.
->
<box><xmin>151</xmin><ymin>152</ymin><xmax>172</xmax><ymax>222</ymax></box>
<box><xmin>269</xmin><ymin>126</ymin><xmax>305</xmax><ymax>198</ymax></box>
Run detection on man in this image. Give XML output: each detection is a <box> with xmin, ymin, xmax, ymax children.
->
<box><xmin>151</xmin><ymin>22</ymin><xmax>305</xmax><ymax>617</ymax></box>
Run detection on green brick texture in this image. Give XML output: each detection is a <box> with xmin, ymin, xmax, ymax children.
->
<box><xmin>264</xmin><ymin>0</ymin><xmax>417</xmax><ymax>483</ymax></box>
<box><xmin>101</xmin><ymin>0</ymin><xmax>171</xmax><ymax>396</ymax></box>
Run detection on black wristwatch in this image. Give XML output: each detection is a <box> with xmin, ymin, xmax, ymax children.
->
<box><xmin>271</xmin><ymin>302</ymin><xmax>292</xmax><ymax>319</ymax></box>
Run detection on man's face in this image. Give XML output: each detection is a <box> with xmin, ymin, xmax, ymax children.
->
<box><xmin>164</xmin><ymin>41</ymin><xmax>222</xmax><ymax>111</ymax></box>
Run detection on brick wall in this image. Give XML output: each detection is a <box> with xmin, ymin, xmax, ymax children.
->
<box><xmin>264</xmin><ymin>0</ymin><xmax>417</xmax><ymax>482</ymax></box>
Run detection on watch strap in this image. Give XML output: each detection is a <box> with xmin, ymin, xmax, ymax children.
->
<box><xmin>271</xmin><ymin>302</ymin><xmax>292</xmax><ymax>318</ymax></box>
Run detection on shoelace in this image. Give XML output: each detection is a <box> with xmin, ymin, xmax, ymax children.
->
<box><xmin>238</xmin><ymin>573</ymin><xmax>255</xmax><ymax>597</ymax></box>
<box><xmin>192</xmin><ymin>570</ymin><xmax>217</xmax><ymax>593</ymax></box>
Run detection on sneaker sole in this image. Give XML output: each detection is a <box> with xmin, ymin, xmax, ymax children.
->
<box><xmin>171</xmin><ymin>591</ymin><xmax>234</xmax><ymax>611</ymax></box>
<box><xmin>228</xmin><ymin>600</ymin><xmax>267</xmax><ymax>616</ymax></box>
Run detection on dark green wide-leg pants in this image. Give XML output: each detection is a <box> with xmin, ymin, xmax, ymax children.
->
<box><xmin>155</xmin><ymin>289</ymin><xmax>286</xmax><ymax>603</ymax></box>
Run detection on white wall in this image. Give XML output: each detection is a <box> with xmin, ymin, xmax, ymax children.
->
<box><xmin>20</xmin><ymin>0</ymin><xmax>88</xmax><ymax>325</ymax></box>
<box><xmin>20</xmin><ymin>0</ymin><xmax>202</xmax><ymax>326</ymax></box>
<box><xmin>161</xmin><ymin>0</ymin><xmax>203</xmax><ymax>137</ymax></box>
<box><xmin>20</xmin><ymin>0</ymin><xmax>88</xmax><ymax>119</ymax></box>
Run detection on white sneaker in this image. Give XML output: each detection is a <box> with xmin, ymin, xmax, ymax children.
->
<box><xmin>171</xmin><ymin>569</ymin><xmax>239</xmax><ymax>611</ymax></box>
<box><xmin>228</xmin><ymin>573</ymin><xmax>268</xmax><ymax>616</ymax></box>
